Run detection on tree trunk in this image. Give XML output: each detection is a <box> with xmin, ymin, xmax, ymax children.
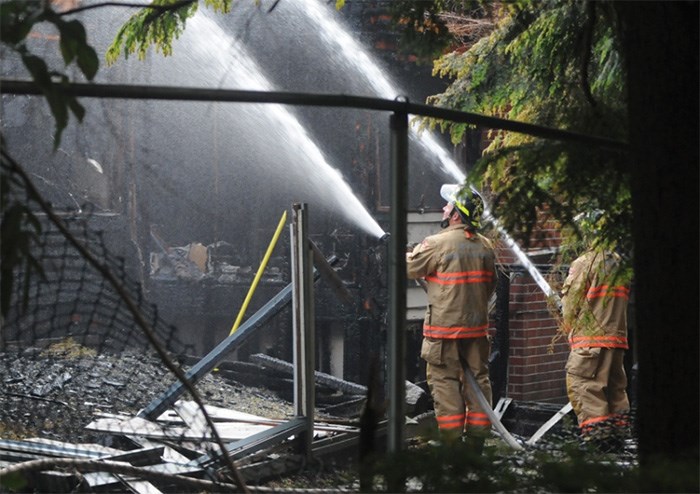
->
<box><xmin>615</xmin><ymin>1</ymin><xmax>699</xmax><ymax>465</ymax></box>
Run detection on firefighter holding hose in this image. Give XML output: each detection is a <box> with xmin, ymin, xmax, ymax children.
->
<box><xmin>406</xmin><ymin>184</ymin><xmax>497</xmax><ymax>452</ymax></box>
<box><xmin>560</xmin><ymin>212</ymin><xmax>632</xmax><ymax>451</ymax></box>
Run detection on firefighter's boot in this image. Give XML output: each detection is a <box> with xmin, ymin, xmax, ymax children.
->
<box><xmin>462</xmin><ymin>434</ymin><xmax>485</xmax><ymax>455</ymax></box>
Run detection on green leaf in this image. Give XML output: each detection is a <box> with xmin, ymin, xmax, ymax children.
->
<box><xmin>20</xmin><ymin>55</ymin><xmax>74</xmax><ymax>146</ymax></box>
<box><xmin>106</xmin><ymin>0</ymin><xmax>199</xmax><ymax>65</ymax></box>
<box><xmin>57</xmin><ymin>19</ymin><xmax>87</xmax><ymax>65</ymax></box>
<box><xmin>44</xmin><ymin>87</ymin><xmax>69</xmax><ymax>148</ymax></box>
<box><xmin>59</xmin><ymin>31</ymin><xmax>78</xmax><ymax>65</ymax></box>
<box><xmin>66</xmin><ymin>94</ymin><xmax>86</xmax><ymax>122</ymax></box>
<box><xmin>203</xmin><ymin>0</ymin><xmax>232</xmax><ymax>13</ymax></box>
<box><xmin>21</xmin><ymin>53</ymin><xmax>52</xmax><ymax>88</ymax></box>
<box><xmin>76</xmin><ymin>43</ymin><xmax>99</xmax><ymax>80</ymax></box>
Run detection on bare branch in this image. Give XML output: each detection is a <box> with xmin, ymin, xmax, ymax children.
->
<box><xmin>437</xmin><ymin>10</ymin><xmax>496</xmax><ymax>47</ymax></box>
<box><xmin>55</xmin><ymin>0</ymin><xmax>196</xmax><ymax>16</ymax></box>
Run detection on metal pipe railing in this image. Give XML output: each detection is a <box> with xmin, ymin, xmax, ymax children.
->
<box><xmin>0</xmin><ymin>79</ymin><xmax>627</xmax><ymax>151</ymax></box>
<box><xmin>1</xmin><ymin>77</ymin><xmax>630</xmax><ymax>464</ymax></box>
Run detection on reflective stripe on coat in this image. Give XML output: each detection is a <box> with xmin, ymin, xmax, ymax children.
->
<box><xmin>561</xmin><ymin>249</ymin><xmax>630</xmax><ymax>349</ymax></box>
<box><xmin>407</xmin><ymin>224</ymin><xmax>497</xmax><ymax>339</ymax></box>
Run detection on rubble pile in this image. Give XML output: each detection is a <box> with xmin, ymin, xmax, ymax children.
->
<box><xmin>0</xmin><ymin>340</ymin><xmax>639</xmax><ymax>493</ymax></box>
<box><xmin>0</xmin><ymin>340</ymin><xmax>368</xmax><ymax>492</ymax></box>
<box><xmin>0</xmin><ymin>342</ymin><xmax>295</xmax><ymax>445</ymax></box>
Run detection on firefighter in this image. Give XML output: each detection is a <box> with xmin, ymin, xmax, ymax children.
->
<box><xmin>560</xmin><ymin>219</ymin><xmax>632</xmax><ymax>450</ymax></box>
<box><xmin>407</xmin><ymin>184</ymin><xmax>497</xmax><ymax>450</ymax></box>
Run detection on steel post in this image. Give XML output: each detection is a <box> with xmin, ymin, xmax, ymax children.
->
<box><xmin>388</xmin><ymin>108</ymin><xmax>409</xmax><ymax>458</ymax></box>
<box><xmin>137</xmin><ymin>257</ymin><xmax>335</xmax><ymax>421</ymax></box>
<box><xmin>291</xmin><ymin>203</ymin><xmax>315</xmax><ymax>459</ymax></box>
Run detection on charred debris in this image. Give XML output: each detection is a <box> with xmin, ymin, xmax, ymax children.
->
<box><xmin>0</xmin><ymin>213</ymin><xmax>636</xmax><ymax>492</ymax></box>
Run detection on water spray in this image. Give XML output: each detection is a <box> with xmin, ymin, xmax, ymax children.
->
<box><xmin>485</xmin><ymin>211</ymin><xmax>562</xmax><ymax>310</ymax></box>
<box><xmin>183</xmin><ymin>12</ymin><xmax>385</xmax><ymax>240</ymax></box>
<box><xmin>301</xmin><ymin>1</ymin><xmax>559</xmax><ymax>305</ymax></box>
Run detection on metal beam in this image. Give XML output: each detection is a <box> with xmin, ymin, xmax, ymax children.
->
<box><xmin>250</xmin><ymin>353</ymin><xmax>367</xmax><ymax>395</ymax></box>
<box><xmin>137</xmin><ymin>256</ymin><xmax>336</xmax><ymax>421</ymax></box>
<box><xmin>193</xmin><ymin>418</ymin><xmax>307</xmax><ymax>469</ymax></box>
<box><xmin>526</xmin><ymin>402</ymin><xmax>574</xmax><ymax>446</ymax></box>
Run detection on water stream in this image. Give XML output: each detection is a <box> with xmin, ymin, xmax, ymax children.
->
<box><xmin>173</xmin><ymin>12</ymin><xmax>386</xmax><ymax>239</ymax></box>
<box><xmin>299</xmin><ymin>0</ymin><xmax>558</xmax><ymax>300</ymax></box>
<box><xmin>148</xmin><ymin>2</ymin><xmax>555</xmax><ymax>298</ymax></box>
<box><xmin>299</xmin><ymin>0</ymin><xmax>466</xmax><ymax>183</ymax></box>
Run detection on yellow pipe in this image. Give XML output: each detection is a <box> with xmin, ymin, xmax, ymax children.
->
<box><xmin>229</xmin><ymin>210</ymin><xmax>288</xmax><ymax>336</ymax></box>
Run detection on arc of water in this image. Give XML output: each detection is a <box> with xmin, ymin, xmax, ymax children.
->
<box><xmin>488</xmin><ymin>213</ymin><xmax>562</xmax><ymax>307</ymax></box>
<box><xmin>184</xmin><ymin>13</ymin><xmax>385</xmax><ymax>239</ymax></box>
<box><xmin>301</xmin><ymin>0</ymin><xmax>560</xmax><ymax>303</ymax></box>
<box><xmin>300</xmin><ymin>0</ymin><xmax>466</xmax><ymax>182</ymax></box>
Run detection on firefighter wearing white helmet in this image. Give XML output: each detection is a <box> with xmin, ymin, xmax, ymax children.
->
<box><xmin>438</xmin><ymin>184</ymin><xmax>485</xmax><ymax>231</ymax></box>
<box><xmin>406</xmin><ymin>184</ymin><xmax>497</xmax><ymax>450</ymax></box>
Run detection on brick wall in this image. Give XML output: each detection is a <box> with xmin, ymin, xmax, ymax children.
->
<box><xmin>504</xmin><ymin>274</ymin><xmax>568</xmax><ymax>403</ymax></box>
<box><xmin>492</xmin><ymin>212</ymin><xmax>569</xmax><ymax>404</ymax></box>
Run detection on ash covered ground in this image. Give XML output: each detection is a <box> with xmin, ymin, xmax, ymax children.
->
<box><xmin>0</xmin><ymin>340</ymin><xmax>296</xmax><ymax>445</ymax></box>
<box><xmin>0</xmin><ymin>340</ymin><xmax>641</xmax><ymax>493</ymax></box>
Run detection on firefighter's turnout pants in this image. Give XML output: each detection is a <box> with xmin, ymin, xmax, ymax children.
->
<box><xmin>566</xmin><ymin>346</ymin><xmax>630</xmax><ymax>433</ymax></box>
<box><xmin>422</xmin><ymin>336</ymin><xmax>492</xmax><ymax>440</ymax></box>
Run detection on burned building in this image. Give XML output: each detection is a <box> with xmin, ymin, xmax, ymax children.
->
<box><xmin>0</xmin><ymin>0</ymin><xmax>623</xmax><ymax>424</ymax></box>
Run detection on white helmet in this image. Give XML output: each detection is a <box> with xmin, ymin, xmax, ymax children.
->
<box><xmin>440</xmin><ymin>184</ymin><xmax>484</xmax><ymax>230</ymax></box>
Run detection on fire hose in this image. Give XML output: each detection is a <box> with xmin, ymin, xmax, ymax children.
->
<box><xmin>461</xmin><ymin>362</ymin><xmax>523</xmax><ymax>450</ymax></box>
<box><xmin>413</xmin><ymin>276</ymin><xmax>524</xmax><ymax>450</ymax></box>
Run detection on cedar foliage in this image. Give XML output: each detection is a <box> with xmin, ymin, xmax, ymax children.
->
<box><xmin>398</xmin><ymin>1</ymin><xmax>631</xmax><ymax>255</ymax></box>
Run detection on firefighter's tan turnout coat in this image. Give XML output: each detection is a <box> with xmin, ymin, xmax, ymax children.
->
<box><xmin>561</xmin><ymin>249</ymin><xmax>631</xmax><ymax>433</ymax></box>
<box><xmin>407</xmin><ymin>224</ymin><xmax>497</xmax><ymax>437</ymax></box>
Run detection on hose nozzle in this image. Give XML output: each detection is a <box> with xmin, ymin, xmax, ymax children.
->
<box><xmin>379</xmin><ymin>232</ymin><xmax>391</xmax><ymax>243</ymax></box>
